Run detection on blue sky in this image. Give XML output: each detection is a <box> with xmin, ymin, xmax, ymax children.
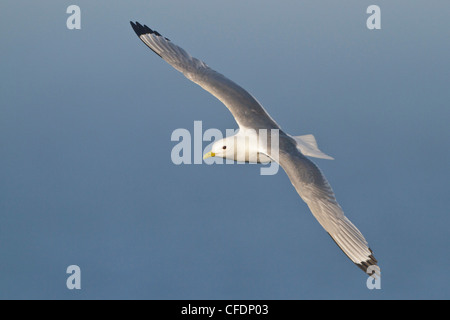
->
<box><xmin>1</xmin><ymin>1</ymin><xmax>449</xmax><ymax>299</ymax></box>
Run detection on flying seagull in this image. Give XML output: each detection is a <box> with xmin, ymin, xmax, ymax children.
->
<box><xmin>130</xmin><ymin>21</ymin><xmax>378</xmax><ymax>275</ymax></box>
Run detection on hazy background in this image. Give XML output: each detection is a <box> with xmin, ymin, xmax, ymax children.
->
<box><xmin>1</xmin><ymin>0</ymin><xmax>449</xmax><ymax>299</ymax></box>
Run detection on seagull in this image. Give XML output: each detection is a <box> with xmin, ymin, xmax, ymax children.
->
<box><xmin>130</xmin><ymin>21</ymin><xmax>378</xmax><ymax>275</ymax></box>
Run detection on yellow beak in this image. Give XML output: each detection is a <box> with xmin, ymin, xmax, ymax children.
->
<box><xmin>203</xmin><ymin>151</ymin><xmax>216</xmax><ymax>160</ymax></box>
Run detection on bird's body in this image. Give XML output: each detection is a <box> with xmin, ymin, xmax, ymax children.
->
<box><xmin>130</xmin><ymin>21</ymin><xmax>378</xmax><ymax>275</ymax></box>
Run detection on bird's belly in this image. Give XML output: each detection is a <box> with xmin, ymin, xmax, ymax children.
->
<box><xmin>230</xmin><ymin>151</ymin><xmax>272</xmax><ymax>164</ymax></box>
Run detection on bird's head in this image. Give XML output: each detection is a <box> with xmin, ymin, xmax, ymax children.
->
<box><xmin>203</xmin><ymin>136</ymin><xmax>237</xmax><ymax>160</ymax></box>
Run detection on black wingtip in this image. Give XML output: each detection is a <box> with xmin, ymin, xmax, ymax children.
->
<box><xmin>356</xmin><ymin>249</ymin><xmax>379</xmax><ymax>276</ymax></box>
<box><xmin>129</xmin><ymin>21</ymin><xmax>170</xmax><ymax>41</ymax></box>
<box><xmin>130</xmin><ymin>21</ymin><xmax>151</xmax><ymax>37</ymax></box>
<box><xmin>327</xmin><ymin>233</ymin><xmax>379</xmax><ymax>276</ymax></box>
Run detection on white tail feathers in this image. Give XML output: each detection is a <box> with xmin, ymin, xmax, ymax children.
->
<box><xmin>292</xmin><ymin>134</ymin><xmax>334</xmax><ymax>160</ymax></box>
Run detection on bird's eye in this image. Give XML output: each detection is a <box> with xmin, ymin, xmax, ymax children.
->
<box><xmin>222</xmin><ymin>146</ymin><xmax>227</xmax><ymax>150</ymax></box>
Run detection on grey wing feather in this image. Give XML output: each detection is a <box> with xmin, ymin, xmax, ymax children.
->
<box><xmin>130</xmin><ymin>22</ymin><xmax>279</xmax><ymax>131</ymax></box>
<box><xmin>278</xmin><ymin>138</ymin><xmax>378</xmax><ymax>273</ymax></box>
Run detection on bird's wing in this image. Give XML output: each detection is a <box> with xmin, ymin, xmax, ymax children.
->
<box><xmin>130</xmin><ymin>22</ymin><xmax>279</xmax><ymax>131</ymax></box>
<box><xmin>277</xmin><ymin>141</ymin><xmax>378</xmax><ymax>273</ymax></box>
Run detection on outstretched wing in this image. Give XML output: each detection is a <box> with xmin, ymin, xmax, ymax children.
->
<box><xmin>130</xmin><ymin>22</ymin><xmax>279</xmax><ymax>131</ymax></box>
<box><xmin>278</xmin><ymin>140</ymin><xmax>378</xmax><ymax>273</ymax></box>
